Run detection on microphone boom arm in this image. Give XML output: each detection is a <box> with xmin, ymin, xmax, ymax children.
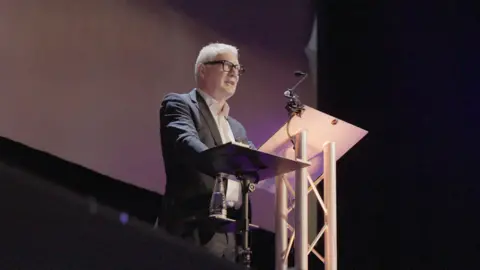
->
<box><xmin>284</xmin><ymin>71</ymin><xmax>308</xmax><ymax>118</ymax></box>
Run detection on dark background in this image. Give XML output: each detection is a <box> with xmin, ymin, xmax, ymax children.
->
<box><xmin>317</xmin><ymin>0</ymin><xmax>479</xmax><ymax>269</ymax></box>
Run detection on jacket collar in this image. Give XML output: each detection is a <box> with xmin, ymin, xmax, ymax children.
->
<box><xmin>189</xmin><ymin>89</ymin><xmax>223</xmax><ymax>146</ymax></box>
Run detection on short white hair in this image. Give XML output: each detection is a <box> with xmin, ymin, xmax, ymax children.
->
<box><xmin>194</xmin><ymin>42</ymin><xmax>239</xmax><ymax>80</ymax></box>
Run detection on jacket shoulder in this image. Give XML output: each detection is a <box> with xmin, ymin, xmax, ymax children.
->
<box><xmin>161</xmin><ymin>92</ymin><xmax>191</xmax><ymax>104</ymax></box>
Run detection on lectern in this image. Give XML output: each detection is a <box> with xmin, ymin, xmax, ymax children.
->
<box><xmin>256</xmin><ymin>105</ymin><xmax>368</xmax><ymax>270</ymax></box>
<box><xmin>196</xmin><ymin>141</ymin><xmax>310</xmax><ymax>268</ymax></box>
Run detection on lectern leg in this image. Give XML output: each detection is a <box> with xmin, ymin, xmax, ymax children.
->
<box><xmin>324</xmin><ymin>142</ymin><xmax>337</xmax><ymax>270</ymax></box>
<box><xmin>237</xmin><ymin>177</ymin><xmax>255</xmax><ymax>268</ymax></box>
<box><xmin>295</xmin><ymin>130</ymin><xmax>308</xmax><ymax>270</ymax></box>
<box><xmin>275</xmin><ymin>175</ymin><xmax>288</xmax><ymax>270</ymax></box>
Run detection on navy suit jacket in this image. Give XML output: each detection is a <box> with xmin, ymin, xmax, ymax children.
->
<box><xmin>159</xmin><ymin>89</ymin><xmax>254</xmax><ymax>233</ymax></box>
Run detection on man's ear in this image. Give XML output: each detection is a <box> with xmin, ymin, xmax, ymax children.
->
<box><xmin>198</xmin><ymin>65</ymin><xmax>206</xmax><ymax>79</ymax></box>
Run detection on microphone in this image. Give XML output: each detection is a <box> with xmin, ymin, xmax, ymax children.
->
<box><xmin>294</xmin><ymin>70</ymin><xmax>307</xmax><ymax>77</ymax></box>
<box><xmin>284</xmin><ymin>71</ymin><xmax>308</xmax><ymax>117</ymax></box>
<box><xmin>284</xmin><ymin>71</ymin><xmax>308</xmax><ymax>98</ymax></box>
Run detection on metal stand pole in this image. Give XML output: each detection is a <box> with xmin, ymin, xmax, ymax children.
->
<box><xmin>295</xmin><ymin>130</ymin><xmax>308</xmax><ymax>270</ymax></box>
<box><xmin>275</xmin><ymin>174</ymin><xmax>288</xmax><ymax>270</ymax></box>
<box><xmin>324</xmin><ymin>142</ymin><xmax>337</xmax><ymax>270</ymax></box>
<box><xmin>237</xmin><ymin>175</ymin><xmax>255</xmax><ymax>268</ymax></box>
<box><xmin>274</xmin><ymin>138</ymin><xmax>339</xmax><ymax>269</ymax></box>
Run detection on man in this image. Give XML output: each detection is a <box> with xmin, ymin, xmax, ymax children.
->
<box><xmin>159</xmin><ymin>43</ymin><xmax>254</xmax><ymax>262</ymax></box>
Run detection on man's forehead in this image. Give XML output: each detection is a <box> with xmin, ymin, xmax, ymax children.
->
<box><xmin>214</xmin><ymin>53</ymin><xmax>239</xmax><ymax>64</ymax></box>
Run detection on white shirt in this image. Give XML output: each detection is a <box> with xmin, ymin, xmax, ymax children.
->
<box><xmin>196</xmin><ymin>89</ymin><xmax>243</xmax><ymax>209</ymax></box>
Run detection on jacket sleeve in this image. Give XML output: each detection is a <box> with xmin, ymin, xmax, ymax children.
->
<box><xmin>159</xmin><ymin>93</ymin><xmax>208</xmax><ymax>163</ymax></box>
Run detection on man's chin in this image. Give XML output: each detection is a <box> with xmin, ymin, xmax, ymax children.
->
<box><xmin>221</xmin><ymin>87</ymin><xmax>236</xmax><ymax>99</ymax></box>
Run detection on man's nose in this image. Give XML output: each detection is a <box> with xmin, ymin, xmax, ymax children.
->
<box><xmin>228</xmin><ymin>69</ymin><xmax>239</xmax><ymax>77</ymax></box>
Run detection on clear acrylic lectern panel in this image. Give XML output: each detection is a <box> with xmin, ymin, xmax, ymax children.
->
<box><xmin>260</xmin><ymin>105</ymin><xmax>367</xmax><ymax>162</ymax></box>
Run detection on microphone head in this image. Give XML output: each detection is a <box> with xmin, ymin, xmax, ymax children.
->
<box><xmin>294</xmin><ymin>70</ymin><xmax>307</xmax><ymax>77</ymax></box>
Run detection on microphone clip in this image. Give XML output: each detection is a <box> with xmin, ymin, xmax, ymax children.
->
<box><xmin>285</xmin><ymin>94</ymin><xmax>305</xmax><ymax>118</ymax></box>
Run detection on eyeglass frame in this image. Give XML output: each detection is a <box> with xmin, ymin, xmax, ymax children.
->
<box><xmin>202</xmin><ymin>60</ymin><xmax>246</xmax><ymax>76</ymax></box>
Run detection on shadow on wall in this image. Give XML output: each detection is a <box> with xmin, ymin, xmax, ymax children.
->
<box><xmin>0</xmin><ymin>136</ymin><xmax>162</xmax><ymax>225</ymax></box>
<box><xmin>131</xmin><ymin>0</ymin><xmax>316</xmax><ymax>62</ymax></box>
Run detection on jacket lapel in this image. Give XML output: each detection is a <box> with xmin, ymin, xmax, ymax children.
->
<box><xmin>189</xmin><ymin>89</ymin><xmax>223</xmax><ymax>146</ymax></box>
<box><xmin>226</xmin><ymin>117</ymin><xmax>240</xmax><ymax>142</ymax></box>
<box><xmin>228</xmin><ymin>117</ymin><xmax>251</xmax><ymax>144</ymax></box>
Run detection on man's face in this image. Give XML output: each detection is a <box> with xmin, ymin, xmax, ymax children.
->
<box><xmin>199</xmin><ymin>52</ymin><xmax>245</xmax><ymax>100</ymax></box>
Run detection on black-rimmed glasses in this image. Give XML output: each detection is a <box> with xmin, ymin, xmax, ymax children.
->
<box><xmin>203</xmin><ymin>60</ymin><xmax>246</xmax><ymax>76</ymax></box>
